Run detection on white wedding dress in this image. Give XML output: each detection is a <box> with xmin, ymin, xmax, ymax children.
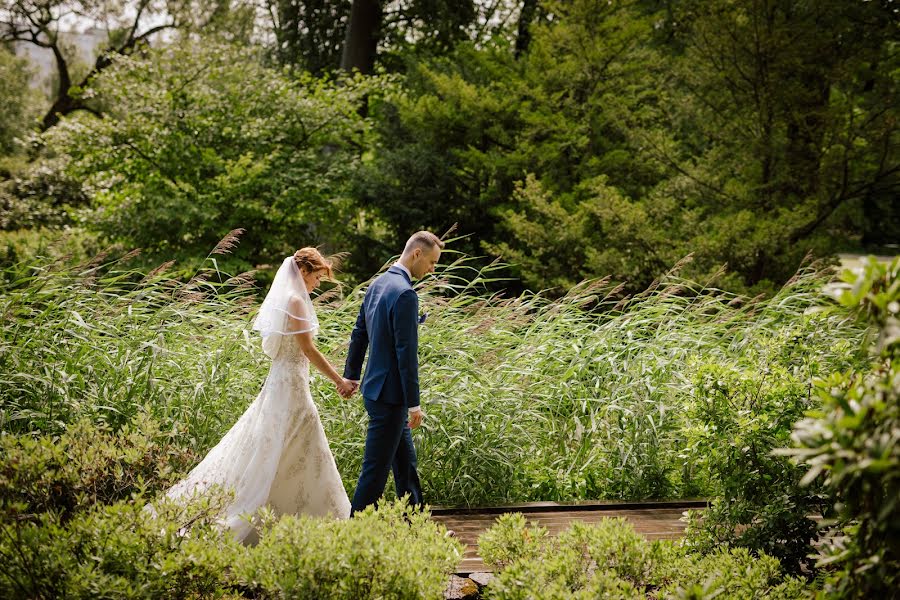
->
<box><xmin>165</xmin><ymin>258</ymin><xmax>351</xmax><ymax>543</ymax></box>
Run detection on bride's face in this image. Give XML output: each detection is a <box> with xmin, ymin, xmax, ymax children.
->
<box><xmin>302</xmin><ymin>268</ymin><xmax>326</xmax><ymax>292</ymax></box>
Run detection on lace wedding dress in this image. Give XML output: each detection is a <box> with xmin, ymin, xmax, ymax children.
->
<box><xmin>165</xmin><ymin>257</ymin><xmax>351</xmax><ymax>543</ymax></box>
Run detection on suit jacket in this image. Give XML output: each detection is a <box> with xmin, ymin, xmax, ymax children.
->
<box><xmin>344</xmin><ymin>265</ymin><xmax>420</xmax><ymax>408</ymax></box>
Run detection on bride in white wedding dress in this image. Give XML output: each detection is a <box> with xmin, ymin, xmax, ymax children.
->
<box><xmin>165</xmin><ymin>248</ymin><xmax>355</xmax><ymax>543</ymax></box>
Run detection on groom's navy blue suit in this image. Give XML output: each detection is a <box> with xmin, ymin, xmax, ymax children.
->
<box><xmin>344</xmin><ymin>264</ymin><xmax>423</xmax><ymax>514</ymax></box>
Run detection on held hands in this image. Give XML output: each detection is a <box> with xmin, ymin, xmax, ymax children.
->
<box><xmin>336</xmin><ymin>378</ymin><xmax>358</xmax><ymax>399</ymax></box>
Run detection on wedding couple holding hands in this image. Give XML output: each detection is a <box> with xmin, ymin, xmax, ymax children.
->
<box><xmin>165</xmin><ymin>231</ymin><xmax>445</xmax><ymax>542</ymax></box>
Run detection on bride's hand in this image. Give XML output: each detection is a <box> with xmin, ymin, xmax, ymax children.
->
<box><xmin>336</xmin><ymin>378</ymin><xmax>357</xmax><ymax>398</ymax></box>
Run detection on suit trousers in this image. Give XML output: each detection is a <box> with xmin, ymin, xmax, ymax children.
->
<box><xmin>350</xmin><ymin>398</ymin><xmax>424</xmax><ymax>514</ymax></box>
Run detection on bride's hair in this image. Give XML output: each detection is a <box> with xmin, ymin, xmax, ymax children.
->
<box><xmin>293</xmin><ymin>247</ymin><xmax>335</xmax><ymax>279</ymax></box>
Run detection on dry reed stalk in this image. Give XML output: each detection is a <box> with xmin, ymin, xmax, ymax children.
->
<box><xmin>210</xmin><ymin>228</ymin><xmax>245</xmax><ymax>256</ymax></box>
<box><xmin>143</xmin><ymin>260</ymin><xmax>176</xmax><ymax>281</ymax></box>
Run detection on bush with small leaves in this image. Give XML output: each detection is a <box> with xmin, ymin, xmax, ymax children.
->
<box><xmin>0</xmin><ymin>414</ymin><xmax>196</xmax><ymax>522</ymax></box>
<box><xmin>479</xmin><ymin>517</ymin><xmax>812</xmax><ymax>599</ymax></box>
<box><xmin>680</xmin><ymin>361</ymin><xmax>826</xmax><ymax>574</ymax></box>
<box><xmin>0</xmin><ymin>491</ymin><xmax>241</xmax><ymax>599</ymax></box>
<box><xmin>233</xmin><ymin>499</ymin><xmax>462</xmax><ymax>599</ymax></box>
<box><xmin>478</xmin><ymin>512</ymin><xmax>550</xmax><ymax>570</ymax></box>
<box><xmin>658</xmin><ymin>547</ymin><xmax>807</xmax><ymax>599</ymax></box>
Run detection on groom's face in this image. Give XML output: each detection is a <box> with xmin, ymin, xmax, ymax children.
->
<box><xmin>411</xmin><ymin>245</ymin><xmax>441</xmax><ymax>279</ymax></box>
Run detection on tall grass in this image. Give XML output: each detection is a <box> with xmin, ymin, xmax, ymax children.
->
<box><xmin>1</xmin><ymin>249</ymin><xmax>867</xmax><ymax>506</ymax></box>
<box><xmin>0</xmin><ymin>250</ymin><xmax>266</xmax><ymax>447</ymax></box>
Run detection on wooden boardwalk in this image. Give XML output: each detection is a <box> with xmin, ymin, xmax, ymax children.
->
<box><xmin>431</xmin><ymin>500</ymin><xmax>707</xmax><ymax>574</ymax></box>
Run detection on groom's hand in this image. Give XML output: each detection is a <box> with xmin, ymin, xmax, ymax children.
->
<box><xmin>336</xmin><ymin>378</ymin><xmax>358</xmax><ymax>399</ymax></box>
<box><xmin>408</xmin><ymin>407</ymin><xmax>424</xmax><ymax>429</ymax></box>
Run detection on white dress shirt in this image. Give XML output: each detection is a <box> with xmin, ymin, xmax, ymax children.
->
<box><xmin>394</xmin><ymin>262</ymin><xmax>412</xmax><ymax>280</ymax></box>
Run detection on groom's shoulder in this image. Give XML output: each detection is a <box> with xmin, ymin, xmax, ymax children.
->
<box><xmin>371</xmin><ymin>270</ymin><xmax>412</xmax><ymax>298</ymax></box>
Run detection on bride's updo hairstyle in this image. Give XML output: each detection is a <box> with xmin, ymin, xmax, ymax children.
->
<box><xmin>293</xmin><ymin>247</ymin><xmax>335</xmax><ymax>279</ymax></box>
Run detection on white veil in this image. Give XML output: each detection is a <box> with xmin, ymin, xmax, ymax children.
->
<box><xmin>252</xmin><ymin>256</ymin><xmax>319</xmax><ymax>358</ymax></box>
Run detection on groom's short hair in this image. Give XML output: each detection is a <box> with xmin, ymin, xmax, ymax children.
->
<box><xmin>404</xmin><ymin>231</ymin><xmax>444</xmax><ymax>254</ymax></box>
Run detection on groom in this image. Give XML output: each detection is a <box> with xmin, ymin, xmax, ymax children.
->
<box><xmin>343</xmin><ymin>231</ymin><xmax>444</xmax><ymax>515</ymax></box>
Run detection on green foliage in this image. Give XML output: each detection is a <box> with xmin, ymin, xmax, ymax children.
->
<box><xmin>478</xmin><ymin>512</ymin><xmax>549</xmax><ymax>570</ymax></box>
<box><xmin>0</xmin><ymin>227</ymin><xmax>99</xmax><ymax>274</ymax></box>
<box><xmin>0</xmin><ymin>251</ymin><xmax>868</xmax><ymax>508</ymax></box>
<box><xmin>0</xmin><ymin>415</ymin><xmax>196</xmax><ymax>522</ymax></box>
<box><xmin>487</xmin><ymin>174</ymin><xmax>676</xmax><ymax>291</ymax></box>
<box><xmin>0</xmin><ymin>157</ymin><xmax>89</xmax><ymax>231</ymax></box>
<box><xmin>0</xmin><ymin>248</ymin><xmax>266</xmax><ymax>445</ymax></box>
<box><xmin>785</xmin><ymin>257</ymin><xmax>900</xmax><ymax>597</ymax></box>
<box><xmin>645</xmin><ymin>0</ymin><xmax>900</xmax><ymax>286</ymax></box>
<box><xmin>0</xmin><ymin>491</ymin><xmax>242</xmax><ymax>599</ymax></box>
<box><xmin>360</xmin><ymin>42</ymin><xmax>523</xmax><ymax>261</ymax></box>
<box><xmin>363</xmin><ymin>0</ymin><xmax>898</xmax><ymax>294</ymax></box>
<box><xmin>43</xmin><ymin>40</ymin><xmax>381</xmax><ymax>274</ymax></box>
<box><xmin>658</xmin><ymin>548</ymin><xmax>811</xmax><ymax>600</ymax></box>
<box><xmin>0</xmin><ymin>493</ymin><xmax>458</xmax><ymax>599</ymax></box>
<box><xmin>234</xmin><ymin>498</ymin><xmax>461</xmax><ymax>599</ymax></box>
<box><xmin>479</xmin><ymin>515</ymin><xmax>811</xmax><ymax>600</ymax></box>
<box><xmin>0</xmin><ymin>46</ymin><xmax>39</xmax><ymax>156</ymax></box>
<box><xmin>265</xmin><ymin>0</ymin><xmax>351</xmax><ymax>74</ymax></box>
<box><xmin>680</xmin><ymin>360</ymin><xmax>827</xmax><ymax>574</ymax></box>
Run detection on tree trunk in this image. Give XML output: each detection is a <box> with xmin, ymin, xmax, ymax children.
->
<box><xmin>340</xmin><ymin>0</ymin><xmax>381</xmax><ymax>74</ymax></box>
<box><xmin>515</xmin><ymin>0</ymin><xmax>538</xmax><ymax>59</ymax></box>
<box><xmin>42</xmin><ymin>42</ymin><xmax>78</xmax><ymax>130</ymax></box>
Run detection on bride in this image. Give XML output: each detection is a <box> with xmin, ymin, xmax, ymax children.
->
<box><xmin>164</xmin><ymin>248</ymin><xmax>356</xmax><ymax>542</ymax></box>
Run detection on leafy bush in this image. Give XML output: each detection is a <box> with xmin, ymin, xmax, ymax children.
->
<box><xmin>478</xmin><ymin>512</ymin><xmax>550</xmax><ymax>570</ymax></box>
<box><xmin>0</xmin><ymin>47</ymin><xmax>39</xmax><ymax>156</ymax></box>
<box><xmin>0</xmin><ymin>227</ymin><xmax>99</xmax><ymax>275</ymax></box>
<box><xmin>0</xmin><ymin>492</ymin><xmax>241</xmax><ymax>599</ymax></box>
<box><xmin>0</xmin><ymin>494</ymin><xmax>459</xmax><ymax>599</ymax></box>
<box><xmin>0</xmin><ymin>157</ymin><xmax>88</xmax><ymax>232</ymax></box>
<box><xmin>657</xmin><ymin>548</ymin><xmax>810</xmax><ymax>600</ymax></box>
<box><xmin>680</xmin><ymin>361</ymin><xmax>827</xmax><ymax>573</ymax></box>
<box><xmin>784</xmin><ymin>257</ymin><xmax>900</xmax><ymax>597</ymax></box>
<box><xmin>234</xmin><ymin>499</ymin><xmax>461</xmax><ymax>599</ymax></box>
<box><xmin>0</xmin><ymin>414</ymin><xmax>195</xmax><ymax>522</ymax></box>
<box><xmin>478</xmin><ymin>515</ymin><xmax>811</xmax><ymax>600</ymax></box>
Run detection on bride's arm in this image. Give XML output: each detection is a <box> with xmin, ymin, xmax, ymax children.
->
<box><xmin>296</xmin><ymin>330</ymin><xmax>343</xmax><ymax>385</ymax></box>
<box><xmin>285</xmin><ymin>298</ymin><xmax>352</xmax><ymax>393</ymax></box>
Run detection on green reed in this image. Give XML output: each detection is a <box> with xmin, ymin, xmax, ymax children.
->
<box><xmin>1</xmin><ymin>250</ymin><xmax>867</xmax><ymax>506</ymax></box>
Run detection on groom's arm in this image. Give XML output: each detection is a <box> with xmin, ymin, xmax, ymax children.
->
<box><xmin>344</xmin><ymin>295</ymin><xmax>369</xmax><ymax>381</ymax></box>
<box><xmin>392</xmin><ymin>289</ymin><xmax>420</xmax><ymax>410</ymax></box>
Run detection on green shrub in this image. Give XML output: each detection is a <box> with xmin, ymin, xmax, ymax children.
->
<box><xmin>479</xmin><ymin>517</ymin><xmax>811</xmax><ymax>599</ymax></box>
<box><xmin>1</xmin><ymin>492</ymin><xmax>460</xmax><ymax>599</ymax></box>
<box><xmin>681</xmin><ymin>361</ymin><xmax>826</xmax><ymax>573</ymax></box>
<box><xmin>0</xmin><ymin>157</ymin><xmax>88</xmax><ymax>232</ymax></box>
<box><xmin>0</xmin><ymin>227</ymin><xmax>99</xmax><ymax>275</ymax></box>
<box><xmin>484</xmin><ymin>547</ymin><xmax>644</xmax><ymax>600</ymax></box>
<box><xmin>0</xmin><ymin>414</ymin><xmax>196</xmax><ymax>522</ymax></box>
<box><xmin>784</xmin><ymin>256</ymin><xmax>900</xmax><ymax>598</ymax></box>
<box><xmin>658</xmin><ymin>547</ymin><xmax>808</xmax><ymax>600</ymax></box>
<box><xmin>233</xmin><ymin>499</ymin><xmax>461</xmax><ymax>599</ymax></box>
<box><xmin>478</xmin><ymin>512</ymin><xmax>550</xmax><ymax>570</ymax></box>
<box><xmin>43</xmin><ymin>40</ymin><xmax>381</xmax><ymax>276</ymax></box>
<box><xmin>0</xmin><ymin>492</ymin><xmax>241</xmax><ymax>599</ymax></box>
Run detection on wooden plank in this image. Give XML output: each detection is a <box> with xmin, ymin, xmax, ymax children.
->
<box><xmin>430</xmin><ymin>499</ymin><xmax>707</xmax><ymax>516</ymax></box>
<box><xmin>432</xmin><ymin>502</ymin><xmax>699</xmax><ymax>575</ymax></box>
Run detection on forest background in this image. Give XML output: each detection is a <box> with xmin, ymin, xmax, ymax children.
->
<box><xmin>2</xmin><ymin>0</ymin><xmax>897</xmax><ymax>296</ymax></box>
